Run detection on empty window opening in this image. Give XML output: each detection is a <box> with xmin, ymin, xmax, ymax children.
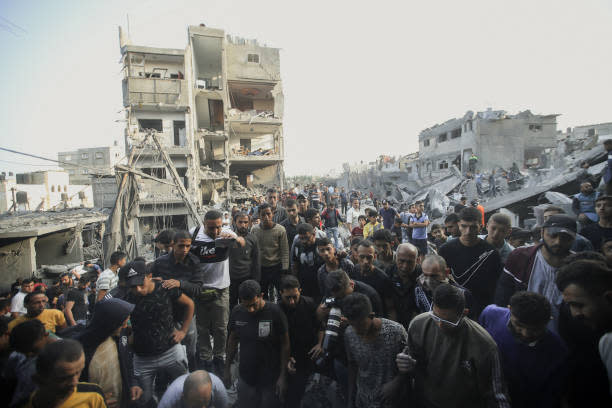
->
<box><xmin>438</xmin><ymin>133</ymin><xmax>448</xmax><ymax>143</ymax></box>
<box><xmin>142</xmin><ymin>167</ymin><xmax>167</xmax><ymax>179</ymax></box>
<box><xmin>209</xmin><ymin>100</ymin><xmax>224</xmax><ymax>131</ymax></box>
<box><xmin>138</xmin><ymin>119</ymin><xmax>163</xmax><ymax>132</ymax></box>
<box><xmin>176</xmin><ymin>167</ymin><xmax>188</xmax><ymax>188</ymax></box>
<box><xmin>451</xmin><ymin>128</ymin><xmax>461</xmax><ymax>139</ymax></box>
<box><xmin>588</xmin><ymin>128</ymin><xmax>596</xmax><ymax>137</ymax></box>
<box><xmin>529</xmin><ymin>124</ymin><xmax>542</xmax><ymax>131</ymax></box>
<box><xmin>247</xmin><ymin>54</ymin><xmax>260</xmax><ymax>63</ymax></box>
<box><xmin>423</xmin><ymin>139</ymin><xmax>430</xmax><ymax>147</ymax></box>
<box><xmin>439</xmin><ymin>160</ymin><xmax>449</xmax><ymax>169</ymax></box>
<box><xmin>173</xmin><ymin>121</ymin><xmax>186</xmax><ymax>146</ymax></box>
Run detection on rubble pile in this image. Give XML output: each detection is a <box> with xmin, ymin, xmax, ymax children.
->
<box><xmin>336</xmin><ymin>131</ymin><xmax>611</xmax><ymax>227</ymax></box>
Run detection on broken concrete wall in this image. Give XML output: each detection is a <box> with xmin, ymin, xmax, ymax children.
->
<box><xmin>0</xmin><ymin>237</ymin><xmax>36</xmax><ymax>292</ymax></box>
<box><xmin>225</xmin><ymin>38</ymin><xmax>281</xmax><ymax>82</ymax></box>
<box><xmin>252</xmin><ymin>164</ymin><xmax>281</xmax><ymax>186</ymax></box>
<box><xmin>35</xmin><ymin>230</ymin><xmax>84</xmax><ymax>268</ymax></box>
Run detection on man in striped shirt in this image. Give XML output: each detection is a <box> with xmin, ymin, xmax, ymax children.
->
<box><xmin>96</xmin><ymin>251</ymin><xmax>127</xmax><ymax>302</ymax></box>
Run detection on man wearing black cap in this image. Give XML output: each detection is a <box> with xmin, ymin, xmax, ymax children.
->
<box><xmin>125</xmin><ymin>260</ymin><xmax>194</xmax><ymax>405</ymax></box>
<box><xmin>580</xmin><ymin>194</ymin><xmax>612</xmax><ymax>251</ymax></box>
<box><xmin>495</xmin><ymin>214</ymin><xmax>576</xmax><ymax>333</ymax></box>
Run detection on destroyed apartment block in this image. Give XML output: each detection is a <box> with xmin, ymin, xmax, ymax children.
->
<box><xmin>116</xmin><ymin>24</ymin><xmax>283</xmax><ymax>245</ymax></box>
<box><xmin>418</xmin><ymin>108</ymin><xmax>559</xmax><ymax>178</ymax></box>
<box><xmin>0</xmin><ymin>208</ymin><xmax>107</xmax><ymax>292</ymax></box>
<box><xmin>339</xmin><ymin>111</ymin><xmax>612</xmax><ymax>228</ymax></box>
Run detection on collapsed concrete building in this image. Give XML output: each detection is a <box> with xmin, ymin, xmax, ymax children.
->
<box><xmin>0</xmin><ymin>209</ymin><xmax>106</xmax><ymax>292</ymax></box>
<box><xmin>418</xmin><ymin>109</ymin><xmax>558</xmax><ymax>179</ymax></box>
<box><xmin>339</xmin><ymin>110</ymin><xmax>612</xmax><ymax>227</ymax></box>
<box><xmin>118</xmin><ymin>24</ymin><xmax>284</xmax><ymax>241</ymax></box>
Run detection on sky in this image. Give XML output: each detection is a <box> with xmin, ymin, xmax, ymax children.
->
<box><xmin>0</xmin><ymin>0</ymin><xmax>611</xmax><ymax>177</ymax></box>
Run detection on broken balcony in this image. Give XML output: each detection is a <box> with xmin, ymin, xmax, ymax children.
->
<box><xmin>227</xmin><ymin>80</ymin><xmax>282</xmax><ymax>125</ymax></box>
<box><xmin>123</xmin><ymin>77</ymin><xmax>189</xmax><ymax>108</ymax></box>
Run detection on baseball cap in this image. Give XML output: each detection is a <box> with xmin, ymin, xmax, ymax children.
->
<box><xmin>542</xmin><ymin>214</ymin><xmax>576</xmax><ymax>237</ymax></box>
<box><xmin>125</xmin><ymin>261</ymin><xmax>148</xmax><ymax>287</ymax></box>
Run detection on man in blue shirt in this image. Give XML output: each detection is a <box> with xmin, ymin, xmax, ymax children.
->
<box><xmin>409</xmin><ymin>201</ymin><xmax>429</xmax><ymax>256</ymax></box>
<box><xmin>379</xmin><ymin>200</ymin><xmax>399</xmax><ymax>230</ymax></box>
<box><xmin>480</xmin><ymin>291</ymin><xmax>568</xmax><ymax>408</ymax></box>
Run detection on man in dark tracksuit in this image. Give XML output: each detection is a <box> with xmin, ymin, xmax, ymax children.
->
<box><xmin>151</xmin><ymin>230</ymin><xmax>203</xmax><ymax>370</ymax></box>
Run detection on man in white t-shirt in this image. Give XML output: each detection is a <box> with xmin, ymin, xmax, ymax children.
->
<box><xmin>190</xmin><ymin>210</ymin><xmax>245</xmax><ymax>375</ymax></box>
<box><xmin>346</xmin><ymin>199</ymin><xmax>364</xmax><ymax>230</ymax></box>
<box><xmin>10</xmin><ymin>279</ymin><xmax>34</xmax><ymax>317</ymax></box>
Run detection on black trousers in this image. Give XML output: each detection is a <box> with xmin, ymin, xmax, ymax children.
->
<box><xmin>229</xmin><ymin>276</ymin><xmax>252</xmax><ymax>308</ymax></box>
<box><xmin>261</xmin><ymin>264</ymin><xmax>283</xmax><ymax>300</ymax></box>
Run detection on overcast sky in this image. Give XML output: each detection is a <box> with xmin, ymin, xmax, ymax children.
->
<box><xmin>1</xmin><ymin>0</ymin><xmax>611</xmax><ymax>176</ymax></box>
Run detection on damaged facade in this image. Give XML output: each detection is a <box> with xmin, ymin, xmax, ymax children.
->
<box><xmin>0</xmin><ymin>209</ymin><xmax>106</xmax><ymax>292</ymax></box>
<box><xmin>119</xmin><ymin>25</ymin><xmax>284</xmax><ymax>243</ymax></box>
<box><xmin>343</xmin><ymin>108</ymin><xmax>560</xmax><ymax>201</ymax></box>
<box><xmin>418</xmin><ymin>109</ymin><xmax>558</xmax><ymax>178</ymax></box>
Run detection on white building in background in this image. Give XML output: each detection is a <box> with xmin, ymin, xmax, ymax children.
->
<box><xmin>0</xmin><ymin>170</ymin><xmax>93</xmax><ymax>213</ymax></box>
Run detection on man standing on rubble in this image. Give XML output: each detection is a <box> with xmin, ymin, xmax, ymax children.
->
<box><xmin>468</xmin><ymin>153</ymin><xmax>479</xmax><ymax>173</ymax></box>
<box><xmin>572</xmin><ymin>181</ymin><xmax>600</xmax><ymax>228</ymax></box>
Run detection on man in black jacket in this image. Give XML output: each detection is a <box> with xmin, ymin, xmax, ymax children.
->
<box><xmin>229</xmin><ymin>212</ymin><xmax>261</xmax><ymax>308</ymax></box>
<box><xmin>152</xmin><ymin>230</ymin><xmax>203</xmax><ymax>370</ymax></box>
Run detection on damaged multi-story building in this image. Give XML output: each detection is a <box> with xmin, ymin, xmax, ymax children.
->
<box><xmin>118</xmin><ymin>24</ymin><xmax>284</xmax><ymax>241</ymax></box>
<box><xmin>418</xmin><ymin>108</ymin><xmax>558</xmax><ymax>178</ymax></box>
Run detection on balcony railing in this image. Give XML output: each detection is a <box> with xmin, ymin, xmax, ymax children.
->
<box><xmin>123</xmin><ymin>77</ymin><xmax>188</xmax><ymax>106</ymax></box>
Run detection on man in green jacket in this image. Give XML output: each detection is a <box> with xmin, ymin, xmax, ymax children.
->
<box><xmin>396</xmin><ymin>284</ymin><xmax>511</xmax><ymax>408</ymax></box>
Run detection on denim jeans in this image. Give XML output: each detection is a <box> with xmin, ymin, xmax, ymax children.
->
<box><xmin>326</xmin><ymin>227</ymin><xmax>340</xmax><ymax>248</ymax></box>
<box><xmin>238</xmin><ymin>377</ymin><xmax>280</xmax><ymax>408</ymax></box>
<box><xmin>176</xmin><ymin>316</ymin><xmax>197</xmax><ymax>371</ymax></box>
<box><xmin>133</xmin><ymin>344</ymin><xmax>188</xmax><ymax>404</ymax></box>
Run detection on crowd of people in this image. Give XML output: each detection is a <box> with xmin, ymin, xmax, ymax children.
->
<box><xmin>1</xmin><ymin>180</ymin><xmax>612</xmax><ymax>408</ymax></box>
